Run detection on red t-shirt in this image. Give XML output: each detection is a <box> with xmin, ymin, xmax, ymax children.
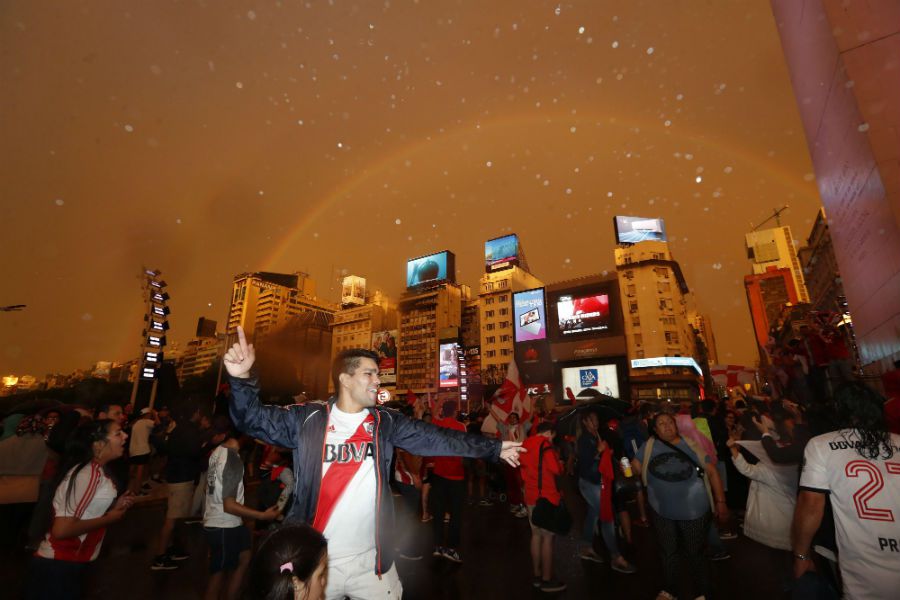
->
<box><xmin>431</xmin><ymin>417</ymin><xmax>466</xmax><ymax>480</ymax></box>
<box><xmin>521</xmin><ymin>434</ymin><xmax>562</xmax><ymax>505</ymax></box>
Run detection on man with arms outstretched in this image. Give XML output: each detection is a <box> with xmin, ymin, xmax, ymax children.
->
<box><xmin>224</xmin><ymin>326</ymin><xmax>525</xmax><ymax>599</ymax></box>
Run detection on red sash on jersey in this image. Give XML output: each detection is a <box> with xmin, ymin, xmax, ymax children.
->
<box><xmin>312</xmin><ymin>414</ymin><xmax>374</xmax><ymax>532</ymax></box>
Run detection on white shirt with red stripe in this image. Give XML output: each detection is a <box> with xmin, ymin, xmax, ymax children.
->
<box><xmin>800</xmin><ymin>430</ymin><xmax>900</xmax><ymax>600</ymax></box>
<box><xmin>36</xmin><ymin>462</ymin><xmax>118</xmax><ymax>562</ymax></box>
<box><xmin>313</xmin><ymin>406</ymin><xmax>376</xmax><ymax>562</ymax></box>
<box><xmin>394</xmin><ymin>449</ymin><xmax>414</xmax><ymax>485</ymax></box>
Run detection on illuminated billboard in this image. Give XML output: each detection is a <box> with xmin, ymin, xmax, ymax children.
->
<box><xmin>485</xmin><ymin>234</ymin><xmax>520</xmax><ymax>271</ymax></box>
<box><xmin>614</xmin><ymin>215</ymin><xmax>668</xmax><ymax>244</ymax></box>
<box><xmin>561</xmin><ymin>364</ymin><xmax>620</xmax><ymax>399</ymax></box>
<box><xmin>513</xmin><ymin>288</ymin><xmax>547</xmax><ymax>342</ymax></box>
<box><xmin>631</xmin><ymin>356</ymin><xmax>703</xmax><ymax>376</ymax></box>
<box><xmin>406</xmin><ymin>251</ymin><xmax>455</xmax><ymax>288</ymax></box>
<box><xmin>439</xmin><ymin>342</ymin><xmax>460</xmax><ymax>388</ymax></box>
<box><xmin>371</xmin><ymin>329</ymin><xmax>398</xmax><ymax>385</ymax></box>
<box><xmin>557</xmin><ymin>293</ymin><xmax>610</xmax><ymax>336</ymax></box>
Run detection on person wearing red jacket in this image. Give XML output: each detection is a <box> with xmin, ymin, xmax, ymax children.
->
<box><xmin>520</xmin><ymin>422</ymin><xmax>567</xmax><ymax>593</ymax></box>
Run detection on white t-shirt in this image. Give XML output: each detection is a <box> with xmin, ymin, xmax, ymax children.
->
<box><xmin>204</xmin><ymin>445</ymin><xmax>245</xmax><ymax>529</ymax></box>
<box><xmin>129</xmin><ymin>418</ymin><xmax>154</xmax><ymax>457</ymax></box>
<box><xmin>313</xmin><ymin>406</ymin><xmax>376</xmax><ymax>561</ymax></box>
<box><xmin>800</xmin><ymin>430</ymin><xmax>900</xmax><ymax>600</ymax></box>
<box><xmin>36</xmin><ymin>462</ymin><xmax>118</xmax><ymax>562</ymax></box>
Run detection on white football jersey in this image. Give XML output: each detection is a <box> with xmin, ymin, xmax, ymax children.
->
<box><xmin>800</xmin><ymin>430</ymin><xmax>900</xmax><ymax>600</ymax></box>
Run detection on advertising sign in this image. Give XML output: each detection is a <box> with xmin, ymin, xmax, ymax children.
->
<box><xmin>561</xmin><ymin>364</ymin><xmax>620</xmax><ymax>399</ymax></box>
<box><xmin>371</xmin><ymin>329</ymin><xmax>398</xmax><ymax>385</ymax></box>
<box><xmin>631</xmin><ymin>356</ymin><xmax>703</xmax><ymax>376</ymax></box>
<box><xmin>513</xmin><ymin>288</ymin><xmax>547</xmax><ymax>342</ymax></box>
<box><xmin>557</xmin><ymin>293</ymin><xmax>610</xmax><ymax>335</ymax></box>
<box><xmin>406</xmin><ymin>251</ymin><xmax>454</xmax><ymax>288</ymax></box>
<box><xmin>484</xmin><ymin>234</ymin><xmax>520</xmax><ymax>271</ymax></box>
<box><xmin>439</xmin><ymin>342</ymin><xmax>460</xmax><ymax>388</ymax></box>
<box><xmin>614</xmin><ymin>215</ymin><xmax>668</xmax><ymax>244</ymax></box>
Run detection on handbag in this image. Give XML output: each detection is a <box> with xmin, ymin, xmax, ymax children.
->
<box><xmin>656</xmin><ymin>437</ymin><xmax>716</xmax><ymax>511</ymax></box>
<box><xmin>530</xmin><ymin>443</ymin><xmax>572</xmax><ymax>535</ymax></box>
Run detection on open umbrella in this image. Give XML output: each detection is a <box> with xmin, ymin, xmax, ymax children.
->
<box><xmin>554</xmin><ymin>401</ymin><xmax>624</xmax><ymax>438</ymax></box>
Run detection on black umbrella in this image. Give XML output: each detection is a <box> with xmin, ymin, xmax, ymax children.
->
<box><xmin>554</xmin><ymin>401</ymin><xmax>624</xmax><ymax>438</ymax></box>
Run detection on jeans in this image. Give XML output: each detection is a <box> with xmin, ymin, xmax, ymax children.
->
<box><xmin>578</xmin><ymin>478</ymin><xmax>601</xmax><ymax>544</ymax></box>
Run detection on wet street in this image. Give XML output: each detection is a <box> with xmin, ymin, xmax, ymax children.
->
<box><xmin>2</xmin><ymin>475</ymin><xmax>790</xmax><ymax>599</ymax></box>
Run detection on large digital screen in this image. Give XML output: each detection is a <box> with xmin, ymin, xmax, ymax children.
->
<box><xmin>557</xmin><ymin>293</ymin><xmax>610</xmax><ymax>336</ymax></box>
<box><xmin>439</xmin><ymin>342</ymin><xmax>460</xmax><ymax>388</ymax></box>
<box><xmin>614</xmin><ymin>215</ymin><xmax>668</xmax><ymax>244</ymax></box>
<box><xmin>561</xmin><ymin>364</ymin><xmax>620</xmax><ymax>399</ymax></box>
<box><xmin>485</xmin><ymin>234</ymin><xmax>520</xmax><ymax>271</ymax></box>
<box><xmin>371</xmin><ymin>330</ymin><xmax>398</xmax><ymax>385</ymax></box>
<box><xmin>513</xmin><ymin>288</ymin><xmax>547</xmax><ymax>342</ymax></box>
<box><xmin>406</xmin><ymin>251</ymin><xmax>454</xmax><ymax>288</ymax></box>
<box><xmin>631</xmin><ymin>356</ymin><xmax>703</xmax><ymax>376</ymax></box>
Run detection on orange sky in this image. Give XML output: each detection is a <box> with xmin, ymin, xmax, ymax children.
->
<box><xmin>0</xmin><ymin>0</ymin><xmax>823</xmax><ymax>376</ymax></box>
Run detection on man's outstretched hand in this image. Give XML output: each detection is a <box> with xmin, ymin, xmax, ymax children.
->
<box><xmin>223</xmin><ymin>326</ymin><xmax>255</xmax><ymax>379</ymax></box>
<box><xmin>500</xmin><ymin>441</ymin><xmax>526</xmax><ymax>467</ymax></box>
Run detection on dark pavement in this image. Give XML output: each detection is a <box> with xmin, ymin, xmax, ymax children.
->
<box><xmin>1</xmin><ymin>475</ymin><xmax>792</xmax><ymax>599</ymax></box>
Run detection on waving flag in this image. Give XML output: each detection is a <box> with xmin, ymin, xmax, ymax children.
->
<box><xmin>481</xmin><ymin>361</ymin><xmax>532</xmax><ymax>435</ymax></box>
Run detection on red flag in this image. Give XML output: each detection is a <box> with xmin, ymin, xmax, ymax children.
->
<box><xmin>405</xmin><ymin>389</ymin><xmax>417</xmax><ymax>406</ymax></box>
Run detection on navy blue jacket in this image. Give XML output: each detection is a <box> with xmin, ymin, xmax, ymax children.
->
<box><xmin>228</xmin><ymin>376</ymin><xmax>502</xmax><ymax>574</ymax></box>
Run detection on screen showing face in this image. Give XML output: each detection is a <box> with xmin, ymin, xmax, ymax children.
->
<box><xmin>513</xmin><ymin>288</ymin><xmax>547</xmax><ymax>342</ymax></box>
<box><xmin>406</xmin><ymin>252</ymin><xmax>448</xmax><ymax>287</ymax></box>
<box><xmin>561</xmin><ymin>364</ymin><xmax>620</xmax><ymax>399</ymax></box>
<box><xmin>556</xmin><ymin>293</ymin><xmax>610</xmax><ymax>335</ymax></box>
<box><xmin>615</xmin><ymin>215</ymin><xmax>668</xmax><ymax>244</ymax></box>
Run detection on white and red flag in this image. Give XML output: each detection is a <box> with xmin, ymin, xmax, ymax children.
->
<box><xmin>481</xmin><ymin>360</ymin><xmax>532</xmax><ymax>435</ymax></box>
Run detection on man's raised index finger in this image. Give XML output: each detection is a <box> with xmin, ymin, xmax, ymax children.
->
<box><xmin>237</xmin><ymin>326</ymin><xmax>248</xmax><ymax>350</ymax></box>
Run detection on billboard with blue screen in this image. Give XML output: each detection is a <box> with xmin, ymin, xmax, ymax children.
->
<box><xmin>485</xmin><ymin>234</ymin><xmax>520</xmax><ymax>271</ymax></box>
<box><xmin>406</xmin><ymin>251</ymin><xmax>454</xmax><ymax>288</ymax></box>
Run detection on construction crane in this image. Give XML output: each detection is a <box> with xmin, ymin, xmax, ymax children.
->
<box><xmin>751</xmin><ymin>206</ymin><xmax>790</xmax><ymax>231</ymax></box>
<box><xmin>0</xmin><ymin>304</ymin><xmax>26</xmax><ymax>312</ymax></box>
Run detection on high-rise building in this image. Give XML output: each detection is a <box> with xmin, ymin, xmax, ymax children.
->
<box><xmin>688</xmin><ymin>312</ymin><xmax>719</xmax><ymax>365</ymax></box>
<box><xmin>744</xmin><ymin>267</ymin><xmax>801</xmax><ymax>350</ymax></box>
<box><xmin>226</xmin><ymin>271</ymin><xmax>337</xmax><ymax>342</ymax></box>
<box><xmin>798</xmin><ymin>209</ymin><xmax>846</xmax><ymax>315</ymax></box>
<box><xmin>178</xmin><ymin>335</ymin><xmax>225</xmax><ymax>383</ymax></box>
<box><xmin>615</xmin><ymin>240</ymin><xmax>705</xmax><ymax>403</ymax></box>
<box><xmin>330</xmin><ymin>278</ymin><xmax>398</xmax><ymax>394</ymax></box>
<box><xmin>397</xmin><ymin>282</ymin><xmax>468</xmax><ymax>393</ymax></box>
<box><xmin>745</xmin><ymin>226</ymin><xmax>810</xmax><ymax>303</ymax></box>
<box><xmin>226</xmin><ymin>271</ymin><xmax>337</xmax><ymax>399</ymax></box>
<box><xmin>478</xmin><ymin>267</ymin><xmax>544</xmax><ymax>386</ymax></box>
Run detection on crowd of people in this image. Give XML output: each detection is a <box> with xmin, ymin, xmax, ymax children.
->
<box><xmin>2</xmin><ymin>324</ymin><xmax>899</xmax><ymax>599</ymax></box>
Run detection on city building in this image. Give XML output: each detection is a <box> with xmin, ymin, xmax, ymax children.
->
<box><xmin>689</xmin><ymin>311</ymin><xmax>719</xmax><ymax>365</ymax></box>
<box><xmin>226</xmin><ymin>271</ymin><xmax>337</xmax><ymax>399</ymax></box>
<box><xmin>615</xmin><ymin>240</ymin><xmax>706</xmax><ymax>403</ymax></box>
<box><xmin>478</xmin><ymin>266</ymin><xmax>544</xmax><ymax>386</ymax></box>
<box><xmin>226</xmin><ymin>271</ymin><xmax>338</xmax><ymax>342</ymax></box>
<box><xmin>330</xmin><ymin>277</ymin><xmax>398</xmax><ymax>395</ymax></box>
<box><xmin>745</xmin><ymin>225</ymin><xmax>810</xmax><ymax>303</ymax></box>
<box><xmin>798</xmin><ymin>208</ymin><xmax>846</xmax><ymax>315</ymax></box>
<box><xmin>178</xmin><ymin>336</ymin><xmax>226</xmax><ymax>383</ymax></box>
<box><xmin>177</xmin><ymin>317</ymin><xmax>225</xmax><ymax>383</ymax></box>
<box><xmin>396</xmin><ymin>281</ymin><xmax>468</xmax><ymax>394</ymax></box>
<box><xmin>743</xmin><ymin>267</ymin><xmax>801</xmax><ymax>351</ymax></box>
